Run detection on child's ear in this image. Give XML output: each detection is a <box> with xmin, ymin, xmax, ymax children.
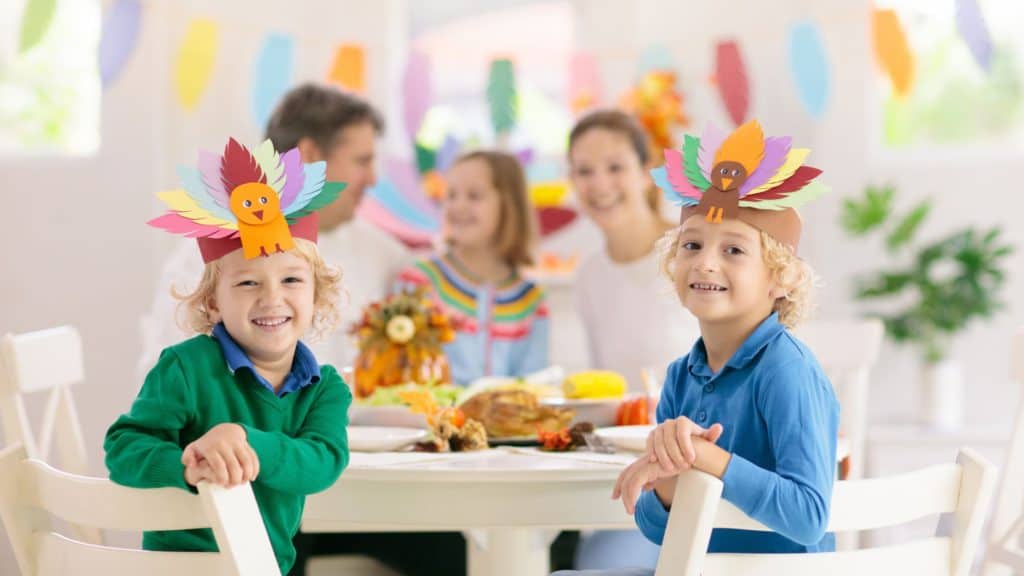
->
<box><xmin>206</xmin><ymin>297</ymin><xmax>222</xmax><ymax>323</ymax></box>
<box><xmin>769</xmin><ymin>285</ymin><xmax>787</xmax><ymax>300</ymax></box>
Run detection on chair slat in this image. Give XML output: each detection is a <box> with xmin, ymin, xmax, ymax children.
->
<box><xmin>711</xmin><ymin>463</ymin><xmax>962</xmax><ymax>533</ymax></box>
<box><xmin>35</xmin><ymin>532</ymin><xmax>227</xmax><ymax>576</ymax></box>
<box><xmin>24</xmin><ymin>460</ymin><xmax>210</xmax><ymax>531</ymax></box>
<box><xmin>703</xmin><ymin>538</ymin><xmax>951</xmax><ymax>576</ymax></box>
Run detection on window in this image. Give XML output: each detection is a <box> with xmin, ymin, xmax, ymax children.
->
<box><xmin>0</xmin><ymin>0</ymin><xmax>101</xmax><ymax>155</ymax></box>
<box><xmin>875</xmin><ymin>0</ymin><xmax>1024</xmax><ymax>150</ymax></box>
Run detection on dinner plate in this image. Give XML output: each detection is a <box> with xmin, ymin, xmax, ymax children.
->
<box><xmin>349</xmin><ymin>404</ymin><xmax>428</xmax><ymax>429</ymax></box>
<box><xmin>348</xmin><ymin>426</ymin><xmax>429</xmax><ymax>452</ymax></box>
<box><xmin>593</xmin><ymin>425</ymin><xmax>655</xmax><ymax>453</ymax></box>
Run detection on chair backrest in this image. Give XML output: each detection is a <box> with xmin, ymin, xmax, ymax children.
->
<box><xmin>981</xmin><ymin>327</ymin><xmax>1024</xmax><ymax>576</ymax></box>
<box><xmin>795</xmin><ymin>319</ymin><xmax>884</xmax><ymax>480</ymax></box>
<box><xmin>0</xmin><ymin>444</ymin><xmax>280</xmax><ymax>576</ymax></box>
<box><xmin>656</xmin><ymin>448</ymin><xmax>997</xmax><ymax>576</ymax></box>
<box><xmin>0</xmin><ymin>327</ymin><xmax>89</xmax><ymax>474</ymax></box>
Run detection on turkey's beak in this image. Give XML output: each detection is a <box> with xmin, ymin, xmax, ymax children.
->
<box><xmin>721</xmin><ymin>177</ymin><xmax>733</xmax><ymax>190</ymax></box>
<box><xmin>253</xmin><ymin>210</ymin><xmax>264</xmax><ymax>221</ymax></box>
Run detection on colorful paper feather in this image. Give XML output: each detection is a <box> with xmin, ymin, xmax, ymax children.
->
<box><xmin>221</xmin><ymin>138</ymin><xmax>266</xmax><ymax>193</ymax></box>
<box><xmin>697</xmin><ymin>123</ymin><xmax>726</xmax><ymax>179</ymax></box>
<box><xmin>740</xmin><ymin>136</ymin><xmax>791</xmax><ymax>195</ymax></box>
<box><xmin>682</xmin><ymin>135</ymin><xmax>711</xmax><ymax>190</ymax></box>
<box><xmin>149</xmin><ymin>139</ymin><xmax>342</xmax><ymax>243</ymax></box>
<box><xmin>277</xmin><ymin>148</ymin><xmax>304</xmax><ymax>209</ymax></box>
<box><xmin>652</xmin><ymin>121</ymin><xmax>826</xmax><ymax>212</ymax></box>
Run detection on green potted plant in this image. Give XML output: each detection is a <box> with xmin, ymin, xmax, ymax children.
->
<box><xmin>840</xmin><ymin>185</ymin><xmax>1014</xmax><ymax>428</ymax></box>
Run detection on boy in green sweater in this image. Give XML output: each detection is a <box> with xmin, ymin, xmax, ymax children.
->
<box><xmin>105</xmin><ymin>136</ymin><xmax>352</xmax><ymax>575</ymax></box>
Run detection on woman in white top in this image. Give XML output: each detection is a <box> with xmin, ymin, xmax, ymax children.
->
<box><xmin>565</xmin><ymin>109</ymin><xmax>700</xmax><ymax>571</ymax></box>
<box><xmin>569</xmin><ymin>110</ymin><xmax>699</xmax><ymax>393</ymax></box>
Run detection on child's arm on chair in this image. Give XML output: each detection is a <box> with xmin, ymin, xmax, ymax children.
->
<box><xmin>105</xmin><ymin>351</ymin><xmax>197</xmax><ymax>491</ymax></box>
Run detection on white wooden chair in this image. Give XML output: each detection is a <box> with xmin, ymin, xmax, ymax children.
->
<box><xmin>0</xmin><ymin>326</ymin><xmax>100</xmax><ymax>546</ymax></box>
<box><xmin>0</xmin><ymin>326</ymin><xmax>89</xmax><ymax>475</ymax></box>
<box><xmin>655</xmin><ymin>448</ymin><xmax>997</xmax><ymax>576</ymax></box>
<box><xmin>796</xmin><ymin>319</ymin><xmax>884</xmax><ymax>481</ymax></box>
<box><xmin>0</xmin><ymin>443</ymin><xmax>280</xmax><ymax>576</ymax></box>
<box><xmin>981</xmin><ymin>327</ymin><xmax>1024</xmax><ymax>576</ymax></box>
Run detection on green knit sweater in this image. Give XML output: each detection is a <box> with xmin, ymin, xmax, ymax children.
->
<box><xmin>104</xmin><ymin>335</ymin><xmax>351</xmax><ymax>574</ymax></box>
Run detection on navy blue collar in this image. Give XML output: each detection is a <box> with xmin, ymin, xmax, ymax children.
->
<box><xmin>688</xmin><ymin>312</ymin><xmax>785</xmax><ymax>378</ymax></box>
<box><xmin>212</xmin><ymin>323</ymin><xmax>320</xmax><ymax>397</ymax></box>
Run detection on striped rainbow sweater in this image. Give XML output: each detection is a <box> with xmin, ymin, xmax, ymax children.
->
<box><xmin>396</xmin><ymin>255</ymin><xmax>549</xmax><ymax>385</ymax></box>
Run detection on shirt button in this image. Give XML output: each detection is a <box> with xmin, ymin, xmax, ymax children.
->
<box><xmin>697</xmin><ymin>410</ymin><xmax>707</xmax><ymax>422</ymax></box>
<box><xmin>703</xmin><ymin>384</ymin><xmax>715</xmax><ymax>394</ymax></box>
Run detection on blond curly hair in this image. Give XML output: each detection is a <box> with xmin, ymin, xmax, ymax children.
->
<box><xmin>658</xmin><ymin>226</ymin><xmax>818</xmax><ymax>328</ymax></box>
<box><xmin>174</xmin><ymin>239</ymin><xmax>343</xmax><ymax>341</ymax></box>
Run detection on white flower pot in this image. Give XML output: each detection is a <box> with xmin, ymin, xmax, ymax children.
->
<box><xmin>921</xmin><ymin>359</ymin><xmax>965</xmax><ymax>430</ymax></box>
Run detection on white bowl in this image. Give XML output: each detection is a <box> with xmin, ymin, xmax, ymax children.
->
<box><xmin>348</xmin><ymin>426</ymin><xmax>429</xmax><ymax>452</ymax></box>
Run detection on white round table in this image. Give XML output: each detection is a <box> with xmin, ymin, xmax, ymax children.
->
<box><xmin>303</xmin><ymin>439</ymin><xmax>852</xmax><ymax>576</ymax></box>
<box><xmin>302</xmin><ymin>448</ymin><xmax>636</xmax><ymax>576</ymax></box>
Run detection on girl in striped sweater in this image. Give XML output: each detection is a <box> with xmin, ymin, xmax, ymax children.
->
<box><xmin>397</xmin><ymin>150</ymin><xmax>548</xmax><ymax>385</ymax></box>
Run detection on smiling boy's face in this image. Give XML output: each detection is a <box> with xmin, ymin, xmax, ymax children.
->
<box><xmin>208</xmin><ymin>248</ymin><xmax>315</xmax><ymax>364</ymax></box>
<box><xmin>673</xmin><ymin>216</ymin><xmax>784</xmax><ymax>327</ymax></box>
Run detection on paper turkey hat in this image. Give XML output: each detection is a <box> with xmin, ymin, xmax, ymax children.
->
<box><xmin>651</xmin><ymin>120</ymin><xmax>828</xmax><ymax>251</ymax></box>
<box><xmin>148</xmin><ymin>138</ymin><xmax>345</xmax><ymax>262</ymax></box>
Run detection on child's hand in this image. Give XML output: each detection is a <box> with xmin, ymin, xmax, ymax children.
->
<box><xmin>181</xmin><ymin>423</ymin><xmax>260</xmax><ymax>487</ymax></box>
<box><xmin>184</xmin><ymin>460</ymin><xmax>216</xmax><ymax>487</ymax></box>
<box><xmin>647</xmin><ymin>417</ymin><xmax>724</xmax><ymax>473</ymax></box>
<box><xmin>612</xmin><ymin>455</ymin><xmax>677</xmax><ymax>515</ymax></box>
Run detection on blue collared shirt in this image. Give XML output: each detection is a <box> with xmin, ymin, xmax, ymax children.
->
<box><xmin>212</xmin><ymin>323</ymin><xmax>320</xmax><ymax>397</ymax></box>
<box><xmin>636</xmin><ymin>312</ymin><xmax>839</xmax><ymax>553</ymax></box>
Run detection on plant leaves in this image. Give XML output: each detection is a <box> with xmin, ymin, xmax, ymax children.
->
<box><xmin>885</xmin><ymin>201</ymin><xmax>930</xmax><ymax>252</ymax></box>
<box><xmin>841</xmin><ymin>185</ymin><xmax>893</xmax><ymax>235</ymax></box>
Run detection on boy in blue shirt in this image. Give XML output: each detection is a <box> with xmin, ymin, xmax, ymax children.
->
<box><xmin>559</xmin><ymin>120</ymin><xmax>838</xmax><ymax>574</ymax></box>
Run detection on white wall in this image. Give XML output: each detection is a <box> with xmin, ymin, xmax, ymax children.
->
<box><xmin>0</xmin><ymin>1</ymin><xmax>405</xmax><ymax>571</ymax></box>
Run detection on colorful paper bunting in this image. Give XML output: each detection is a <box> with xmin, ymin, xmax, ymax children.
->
<box><xmin>174</xmin><ymin>19</ymin><xmax>218</xmax><ymax>111</ymax></box>
<box><xmin>98</xmin><ymin>0</ymin><xmax>142</xmax><ymax>87</ymax></box>
<box><xmin>956</xmin><ymin>0</ymin><xmax>993</xmax><ymax>73</ymax></box>
<box><xmin>872</xmin><ymin>8</ymin><xmax>914</xmax><ymax>99</ymax></box>
<box><xmin>788</xmin><ymin>21</ymin><xmax>830</xmax><ymax>119</ymax></box>
<box><xmin>252</xmin><ymin>33</ymin><xmax>294</xmax><ymax>130</ymax></box>
<box><xmin>18</xmin><ymin>0</ymin><xmax>56</xmax><ymax>53</ymax></box>
<box><xmin>403</xmin><ymin>51</ymin><xmax>433</xmax><ymax>141</ymax></box>
<box><xmin>714</xmin><ymin>40</ymin><xmax>750</xmax><ymax>127</ymax></box>
<box><xmin>487</xmin><ymin>58</ymin><xmax>518</xmax><ymax>136</ymax></box>
<box><xmin>327</xmin><ymin>44</ymin><xmax>365</xmax><ymax>93</ymax></box>
<box><xmin>569</xmin><ymin>52</ymin><xmax>601</xmax><ymax>113</ymax></box>
<box><xmin>639</xmin><ymin>44</ymin><xmax>674</xmax><ymax>74</ymax></box>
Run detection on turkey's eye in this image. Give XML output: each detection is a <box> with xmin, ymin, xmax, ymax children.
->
<box><xmin>731</xmin><ymin>169</ymin><xmax>740</xmax><ymax>177</ymax></box>
<box><xmin>719</xmin><ymin>167</ymin><xmax>728</xmax><ymax>175</ymax></box>
<box><xmin>259</xmin><ymin>196</ymin><xmax>268</xmax><ymax>204</ymax></box>
<box><xmin>243</xmin><ymin>199</ymin><xmax>252</xmax><ymax>208</ymax></box>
